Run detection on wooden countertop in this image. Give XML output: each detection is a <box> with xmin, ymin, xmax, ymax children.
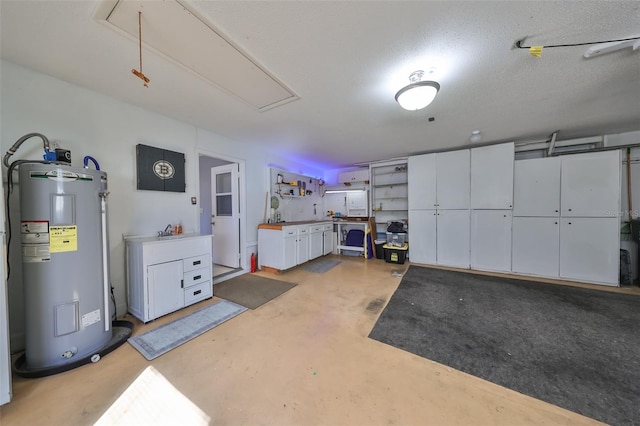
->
<box><xmin>258</xmin><ymin>220</ymin><xmax>332</xmax><ymax>230</ymax></box>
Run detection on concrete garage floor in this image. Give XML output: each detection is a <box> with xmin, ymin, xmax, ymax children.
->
<box><xmin>1</xmin><ymin>255</ymin><xmax>613</xmax><ymax>425</ymax></box>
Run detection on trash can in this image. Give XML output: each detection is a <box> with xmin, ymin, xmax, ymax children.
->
<box><xmin>375</xmin><ymin>239</ymin><xmax>386</xmax><ymax>259</ymax></box>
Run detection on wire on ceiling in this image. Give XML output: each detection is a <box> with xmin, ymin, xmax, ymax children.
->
<box><xmin>515</xmin><ymin>35</ymin><xmax>640</xmax><ymax>58</ymax></box>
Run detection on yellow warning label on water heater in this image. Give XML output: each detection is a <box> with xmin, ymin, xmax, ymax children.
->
<box><xmin>50</xmin><ymin>226</ymin><xmax>78</xmax><ymax>253</ymax></box>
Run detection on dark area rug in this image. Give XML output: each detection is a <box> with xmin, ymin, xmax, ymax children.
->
<box><xmin>214</xmin><ymin>273</ymin><xmax>296</xmax><ymax>309</ymax></box>
<box><xmin>369</xmin><ymin>265</ymin><xmax>640</xmax><ymax>425</ymax></box>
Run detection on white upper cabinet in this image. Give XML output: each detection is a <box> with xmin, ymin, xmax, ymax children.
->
<box><xmin>436</xmin><ymin>150</ymin><xmax>470</xmax><ymax>209</ymax></box>
<box><xmin>560</xmin><ymin>150</ymin><xmax>621</xmax><ymax>217</ymax></box>
<box><xmin>408</xmin><ymin>153</ymin><xmax>436</xmax><ymax>210</ymax></box>
<box><xmin>513</xmin><ymin>157</ymin><xmax>561</xmax><ymax>217</ymax></box>
<box><xmin>338</xmin><ymin>169</ymin><xmax>369</xmax><ymax>183</ymax></box>
<box><xmin>470</xmin><ymin>142</ymin><xmax>514</xmax><ymax>209</ymax></box>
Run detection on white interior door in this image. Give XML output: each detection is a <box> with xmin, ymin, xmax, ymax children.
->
<box><xmin>211</xmin><ymin>164</ymin><xmax>240</xmax><ymax>268</ymax></box>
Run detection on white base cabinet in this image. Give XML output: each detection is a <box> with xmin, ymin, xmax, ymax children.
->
<box><xmin>436</xmin><ymin>210</ymin><xmax>470</xmax><ymax>268</ymax></box>
<box><xmin>408</xmin><ymin>210</ymin><xmax>436</xmax><ymax>264</ymax></box>
<box><xmin>309</xmin><ymin>224</ymin><xmax>324</xmax><ymax>260</ymax></box>
<box><xmin>559</xmin><ymin>217</ymin><xmax>620</xmax><ymax>285</ymax></box>
<box><xmin>322</xmin><ymin>223</ymin><xmax>333</xmax><ymax>255</ymax></box>
<box><xmin>258</xmin><ymin>221</ymin><xmax>333</xmax><ymax>270</ymax></box>
<box><xmin>470</xmin><ymin>210</ymin><xmax>512</xmax><ymax>272</ymax></box>
<box><xmin>126</xmin><ymin>235</ymin><xmax>213</xmax><ymax>323</ymax></box>
<box><xmin>512</xmin><ymin>217</ymin><xmax>560</xmax><ymax>278</ymax></box>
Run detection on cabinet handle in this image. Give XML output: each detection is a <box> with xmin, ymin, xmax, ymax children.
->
<box><xmin>555</xmin><ymin>210</ymin><xmax>559</xmax><ymax>213</ymax></box>
<box><xmin>568</xmin><ymin>222</ymin><xmax>572</xmax><ymax>225</ymax></box>
<box><xmin>193</xmin><ymin>275</ymin><xmax>201</xmax><ymax>280</ymax></box>
<box><xmin>193</xmin><ymin>260</ymin><xmax>201</xmax><ymax>266</ymax></box>
<box><xmin>555</xmin><ymin>222</ymin><xmax>558</xmax><ymax>225</ymax></box>
<box><xmin>181</xmin><ymin>279</ymin><xmax>184</xmax><ymax>288</ymax></box>
<box><xmin>568</xmin><ymin>208</ymin><xmax>572</xmax><ymax>212</ymax></box>
<box><xmin>193</xmin><ymin>289</ymin><xmax>202</xmax><ymax>296</ymax></box>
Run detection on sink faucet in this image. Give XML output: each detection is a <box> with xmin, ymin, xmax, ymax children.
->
<box><xmin>158</xmin><ymin>224</ymin><xmax>173</xmax><ymax>237</ymax></box>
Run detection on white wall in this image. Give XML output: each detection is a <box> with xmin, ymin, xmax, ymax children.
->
<box><xmin>0</xmin><ymin>60</ymin><xmax>323</xmax><ymax>350</ymax></box>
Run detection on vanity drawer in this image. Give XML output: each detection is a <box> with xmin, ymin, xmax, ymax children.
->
<box><xmin>183</xmin><ymin>254</ymin><xmax>209</xmax><ymax>272</ymax></box>
<box><xmin>184</xmin><ymin>281</ymin><xmax>212</xmax><ymax>305</ymax></box>
<box><xmin>184</xmin><ymin>268</ymin><xmax>209</xmax><ymax>287</ymax></box>
<box><xmin>310</xmin><ymin>224</ymin><xmax>324</xmax><ymax>233</ymax></box>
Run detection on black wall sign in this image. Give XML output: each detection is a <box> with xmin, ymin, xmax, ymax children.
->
<box><xmin>136</xmin><ymin>144</ymin><xmax>186</xmax><ymax>192</ymax></box>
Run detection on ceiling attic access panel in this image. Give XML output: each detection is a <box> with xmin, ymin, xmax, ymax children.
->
<box><xmin>100</xmin><ymin>0</ymin><xmax>298</xmax><ymax>110</ymax></box>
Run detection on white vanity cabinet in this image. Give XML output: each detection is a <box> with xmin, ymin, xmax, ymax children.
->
<box><xmin>126</xmin><ymin>235</ymin><xmax>213</xmax><ymax>323</ymax></box>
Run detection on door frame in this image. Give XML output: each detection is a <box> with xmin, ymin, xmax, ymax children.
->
<box><xmin>196</xmin><ymin>148</ymin><xmax>247</xmax><ymax>280</ymax></box>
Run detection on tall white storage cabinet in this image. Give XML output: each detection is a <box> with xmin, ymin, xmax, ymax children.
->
<box><xmin>512</xmin><ymin>150</ymin><xmax>621</xmax><ymax>286</ymax></box>
<box><xmin>469</xmin><ymin>143</ymin><xmax>514</xmax><ymax>272</ymax></box>
<box><xmin>408</xmin><ymin>150</ymin><xmax>471</xmax><ymax>268</ymax></box>
<box><xmin>512</xmin><ymin>156</ymin><xmax>562</xmax><ymax>277</ymax></box>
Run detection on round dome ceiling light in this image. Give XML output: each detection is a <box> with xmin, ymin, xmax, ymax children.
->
<box><xmin>395</xmin><ymin>70</ymin><xmax>440</xmax><ymax>111</ymax></box>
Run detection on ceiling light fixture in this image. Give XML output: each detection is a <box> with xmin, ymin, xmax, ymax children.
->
<box><xmin>395</xmin><ymin>70</ymin><xmax>440</xmax><ymax>111</ymax></box>
<box><xmin>470</xmin><ymin>130</ymin><xmax>482</xmax><ymax>143</ymax></box>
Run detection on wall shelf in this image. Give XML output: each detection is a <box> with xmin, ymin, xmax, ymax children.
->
<box><xmin>370</xmin><ymin>161</ymin><xmax>409</xmax><ymax>237</ymax></box>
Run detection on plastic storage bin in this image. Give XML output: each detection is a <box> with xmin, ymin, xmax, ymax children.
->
<box><xmin>383</xmin><ymin>243</ymin><xmax>408</xmax><ymax>264</ymax></box>
<box><xmin>386</xmin><ymin>232</ymin><xmax>407</xmax><ymax>247</ymax></box>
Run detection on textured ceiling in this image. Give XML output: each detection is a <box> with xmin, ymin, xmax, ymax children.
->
<box><xmin>1</xmin><ymin>0</ymin><xmax>639</xmax><ymax>169</ymax></box>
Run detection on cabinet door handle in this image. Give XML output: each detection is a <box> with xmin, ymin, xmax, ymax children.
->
<box><xmin>193</xmin><ymin>260</ymin><xmax>201</xmax><ymax>266</ymax></box>
<box><xmin>193</xmin><ymin>275</ymin><xmax>202</xmax><ymax>280</ymax></box>
<box><xmin>181</xmin><ymin>279</ymin><xmax>184</xmax><ymax>288</ymax></box>
<box><xmin>193</xmin><ymin>290</ymin><xmax>202</xmax><ymax>296</ymax></box>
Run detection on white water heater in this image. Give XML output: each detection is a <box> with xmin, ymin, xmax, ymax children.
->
<box><xmin>19</xmin><ymin>163</ymin><xmax>111</xmax><ymax>369</ymax></box>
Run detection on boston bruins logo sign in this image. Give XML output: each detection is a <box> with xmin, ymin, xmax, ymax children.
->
<box><xmin>136</xmin><ymin>144</ymin><xmax>185</xmax><ymax>192</ymax></box>
<box><xmin>153</xmin><ymin>160</ymin><xmax>175</xmax><ymax>179</ymax></box>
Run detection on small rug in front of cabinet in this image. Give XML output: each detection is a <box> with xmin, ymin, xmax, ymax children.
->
<box><xmin>303</xmin><ymin>258</ymin><xmax>341</xmax><ymax>273</ymax></box>
<box><xmin>368</xmin><ymin>265</ymin><xmax>640</xmax><ymax>426</ymax></box>
<box><xmin>214</xmin><ymin>273</ymin><xmax>297</xmax><ymax>309</ymax></box>
<box><xmin>128</xmin><ymin>300</ymin><xmax>246</xmax><ymax>360</ymax></box>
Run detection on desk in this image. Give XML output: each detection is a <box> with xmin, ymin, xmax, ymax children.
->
<box><xmin>334</xmin><ymin>220</ymin><xmax>369</xmax><ymax>257</ymax></box>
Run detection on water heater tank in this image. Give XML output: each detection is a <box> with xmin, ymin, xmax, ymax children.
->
<box><xmin>19</xmin><ymin>163</ymin><xmax>111</xmax><ymax>369</ymax></box>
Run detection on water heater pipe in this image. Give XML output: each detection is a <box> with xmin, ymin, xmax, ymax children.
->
<box><xmin>99</xmin><ymin>192</ymin><xmax>110</xmax><ymax>332</ymax></box>
<box><xmin>3</xmin><ymin>133</ymin><xmax>51</xmax><ymax>168</ymax></box>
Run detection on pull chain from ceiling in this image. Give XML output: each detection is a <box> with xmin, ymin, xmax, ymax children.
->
<box><xmin>131</xmin><ymin>11</ymin><xmax>150</xmax><ymax>87</ymax></box>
